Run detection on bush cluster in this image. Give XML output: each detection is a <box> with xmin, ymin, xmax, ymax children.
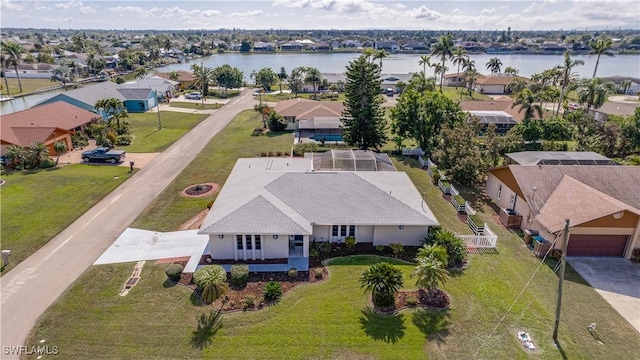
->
<box><xmin>263</xmin><ymin>281</ymin><xmax>282</xmax><ymax>301</ymax></box>
<box><xmin>287</xmin><ymin>268</ymin><xmax>298</xmax><ymax>278</ymax></box>
<box><xmin>165</xmin><ymin>263</ymin><xmax>184</xmax><ymax>281</ymax></box>
<box><xmin>389</xmin><ymin>243</ymin><xmax>404</xmax><ymax>256</ymax></box>
<box><xmin>229</xmin><ymin>264</ymin><xmax>249</xmax><ymax>287</ymax></box>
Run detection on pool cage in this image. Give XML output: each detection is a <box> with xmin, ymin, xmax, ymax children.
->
<box><xmin>309</xmin><ymin>150</ymin><xmax>396</xmax><ymax>171</ymax></box>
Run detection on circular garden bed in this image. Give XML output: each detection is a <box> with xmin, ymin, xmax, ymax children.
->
<box><xmin>181</xmin><ymin>183</ymin><xmax>219</xmax><ymax>197</ymax></box>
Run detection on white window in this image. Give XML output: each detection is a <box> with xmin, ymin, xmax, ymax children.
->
<box><xmin>509</xmin><ymin>194</ymin><xmax>516</xmax><ymax>207</ymax></box>
<box><xmin>497</xmin><ymin>184</ymin><xmax>502</xmax><ymax>200</ymax></box>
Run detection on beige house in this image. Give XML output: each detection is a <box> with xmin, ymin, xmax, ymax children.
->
<box><xmin>273</xmin><ymin>98</ymin><xmax>344</xmax><ymax>131</ymax></box>
<box><xmin>199</xmin><ymin>155</ymin><xmax>440</xmax><ymax>269</ymax></box>
<box><xmin>474</xmin><ymin>74</ymin><xmax>528</xmax><ymax>94</ymax></box>
<box><xmin>486</xmin><ymin>165</ymin><xmax>640</xmax><ymax>258</ymax></box>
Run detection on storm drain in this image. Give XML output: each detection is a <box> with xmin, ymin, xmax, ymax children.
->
<box><xmin>119</xmin><ymin>261</ymin><xmax>145</xmax><ymax>296</ymax></box>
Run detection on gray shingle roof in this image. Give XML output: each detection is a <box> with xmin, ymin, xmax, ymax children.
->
<box><xmin>506</xmin><ymin>151</ymin><xmax>615</xmax><ymax>165</ymax></box>
<box><xmin>38</xmin><ymin>81</ymin><xmax>126</xmax><ymax>107</ymax></box>
<box><xmin>117</xmin><ymin>88</ymin><xmax>152</xmax><ymax>100</ymax></box>
<box><xmin>199</xmin><ymin>158</ymin><xmax>439</xmax><ymax>234</ymax></box>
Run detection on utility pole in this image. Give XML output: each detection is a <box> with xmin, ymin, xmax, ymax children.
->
<box><xmin>155</xmin><ymin>90</ymin><xmax>162</xmax><ymax>130</ymax></box>
<box><xmin>553</xmin><ymin>219</ymin><xmax>570</xmax><ymax>345</ymax></box>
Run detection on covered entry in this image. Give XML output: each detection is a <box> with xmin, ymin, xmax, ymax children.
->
<box><xmin>567</xmin><ymin>234</ymin><xmax>629</xmax><ymax>257</ymax></box>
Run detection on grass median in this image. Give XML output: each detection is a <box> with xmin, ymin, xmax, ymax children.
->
<box><xmin>0</xmin><ymin>165</ymin><xmax>134</xmax><ymax>273</ymax></box>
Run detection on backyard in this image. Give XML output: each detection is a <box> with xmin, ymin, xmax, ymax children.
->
<box><xmin>0</xmin><ymin>165</ymin><xmax>134</xmax><ymax>273</ymax></box>
<box><xmin>0</xmin><ymin>77</ymin><xmax>59</xmax><ymax>96</ymax></box>
<box><xmin>21</xmin><ymin>110</ymin><xmax>640</xmax><ymax>358</ymax></box>
<box><xmin>119</xmin><ymin>111</ymin><xmax>209</xmax><ymax>153</ymax></box>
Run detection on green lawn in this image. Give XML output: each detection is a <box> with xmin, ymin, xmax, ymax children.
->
<box><xmin>441</xmin><ymin>85</ymin><xmax>491</xmax><ymax>101</ymax></box>
<box><xmin>0</xmin><ymin>78</ymin><xmax>58</xmax><ymax>96</ymax></box>
<box><xmin>168</xmin><ymin>102</ymin><xmax>224</xmax><ymax>110</ymax></box>
<box><xmin>120</xmin><ymin>112</ymin><xmax>209</xmax><ymax>153</ymax></box>
<box><xmin>130</xmin><ymin>110</ymin><xmax>293</xmax><ymax>231</ymax></box>
<box><xmin>0</xmin><ymin>165</ymin><xmax>134</xmax><ymax>273</ymax></box>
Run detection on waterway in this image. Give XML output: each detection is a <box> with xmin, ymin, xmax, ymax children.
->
<box><xmin>2</xmin><ymin>52</ymin><xmax>639</xmax><ymax>115</ymax></box>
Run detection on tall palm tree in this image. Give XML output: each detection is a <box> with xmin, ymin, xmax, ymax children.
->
<box><xmin>191</xmin><ymin>63</ymin><xmax>214</xmax><ymax>95</ymax></box>
<box><xmin>168</xmin><ymin>71</ymin><xmax>179</xmax><ymax>81</ymax></box>
<box><xmin>277</xmin><ymin>66</ymin><xmax>287</xmax><ymax>94</ymax></box>
<box><xmin>1</xmin><ymin>52</ymin><xmax>11</xmax><ymax>96</ymax></box>
<box><xmin>589</xmin><ymin>35</ymin><xmax>613</xmax><ymax>79</ymax></box>
<box><xmin>95</xmin><ymin>98</ymin><xmax>111</xmax><ymax>122</ymax></box>
<box><xmin>193</xmin><ymin>265</ymin><xmax>228</xmax><ymax>303</ymax></box>
<box><xmin>556</xmin><ymin>51</ymin><xmax>585</xmax><ymax>115</ymax></box>
<box><xmin>134</xmin><ymin>66</ymin><xmax>148</xmax><ymax>80</ymax></box>
<box><xmin>418</xmin><ymin>55</ymin><xmax>431</xmax><ymax>80</ymax></box>
<box><xmin>107</xmin><ymin>97</ymin><xmax>128</xmax><ymax>129</ymax></box>
<box><xmin>511</xmin><ymin>88</ymin><xmax>543</xmax><ymax>120</ymax></box>
<box><xmin>431</xmin><ymin>34</ymin><xmax>454</xmax><ymax>91</ymax></box>
<box><xmin>620</xmin><ymin>79</ymin><xmax>632</xmax><ymax>95</ymax></box>
<box><xmin>411</xmin><ymin>257</ymin><xmax>449</xmax><ymax>292</ymax></box>
<box><xmin>577</xmin><ymin>77</ymin><xmax>616</xmax><ymax>111</ymax></box>
<box><xmin>485</xmin><ymin>57</ymin><xmax>503</xmax><ymax>74</ymax></box>
<box><xmin>452</xmin><ymin>47</ymin><xmax>468</xmax><ymax>85</ymax></box>
<box><xmin>50</xmin><ymin>66</ymin><xmax>75</xmax><ymax>90</ymax></box>
<box><xmin>360</xmin><ymin>262</ymin><xmax>404</xmax><ymax>307</ymax></box>
<box><xmin>361</xmin><ymin>47</ymin><xmax>375</xmax><ymax>62</ymax></box>
<box><xmin>373</xmin><ymin>49</ymin><xmax>389</xmax><ymax>71</ymax></box>
<box><xmin>506</xmin><ymin>78</ymin><xmax>528</xmax><ymax>95</ymax></box>
<box><xmin>304</xmin><ymin>67</ymin><xmax>322</xmax><ymax>99</ymax></box>
<box><xmin>1</xmin><ymin>41</ymin><xmax>24</xmax><ymax>92</ymax></box>
<box><xmin>53</xmin><ymin>141</ymin><xmax>68</xmax><ymax>167</ymax></box>
<box><xmin>29</xmin><ymin>141</ymin><xmax>50</xmax><ymax>168</ymax></box>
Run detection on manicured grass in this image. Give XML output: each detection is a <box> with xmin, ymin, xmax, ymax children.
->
<box><xmin>168</xmin><ymin>102</ymin><xmax>224</xmax><ymax>110</ymax></box>
<box><xmin>0</xmin><ymin>78</ymin><xmax>58</xmax><ymax>95</ymax></box>
<box><xmin>130</xmin><ymin>110</ymin><xmax>293</xmax><ymax>231</ymax></box>
<box><xmin>441</xmin><ymin>85</ymin><xmax>491</xmax><ymax>101</ymax></box>
<box><xmin>24</xmin><ymin>257</ymin><xmax>426</xmax><ymax>359</ymax></box>
<box><xmin>0</xmin><ymin>165</ymin><xmax>134</xmax><ymax>273</ymax></box>
<box><xmin>120</xmin><ymin>112</ymin><xmax>209</xmax><ymax>153</ymax></box>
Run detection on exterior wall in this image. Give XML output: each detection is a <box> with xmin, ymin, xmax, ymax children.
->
<box><xmin>579</xmin><ymin>211</ymin><xmax>638</xmax><ymax>228</ymax></box>
<box><xmin>627</xmin><ymin>217</ymin><xmax>640</xmax><ymax>259</ymax></box>
<box><xmin>372</xmin><ymin>225</ymin><xmax>429</xmax><ymax>246</ymax></box>
<box><xmin>125</xmin><ymin>100</ymin><xmax>150</xmax><ymax>113</ymax></box>
<box><xmin>46</xmin><ymin>133</ymin><xmax>73</xmax><ymax>156</ymax></box>
<box><xmin>358</xmin><ymin>225</ymin><xmax>374</xmax><ymax>243</ymax></box>
<box><xmin>208</xmin><ymin>235</ymin><xmax>235</xmax><ymax>259</ymax></box>
<box><xmin>486</xmin><ymin>172</ymin><xmax>530</xmax><ymax>229</ymax></box>
<box><xmin>478</xmin><ymin>84</ymin><xmax>506</xmax><ymax>94</ymax></box>
<box><xmin>312</xmin><ymin>225</ymin><xmax>331</xmax><ymax>242</ymax></box>
<box><xmin>262</xmin><ymin>235</ymin><xmax>289</xmax><ymax>259</ymax></box>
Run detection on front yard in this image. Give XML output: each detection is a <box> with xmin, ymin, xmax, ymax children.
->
<box><xmin>22</xmin><ymin>109</ymin><xmax>640</xmax><ymax>358</ymax></box>
<box><xmin>0</xmin><ymin>165</ymin><xmax>134</xmax><ymax>273</ymax></box>
<box><xmin>120</xmin><ymin>111</ymin><xmax>209</xmax><ymax>153</ymax></box>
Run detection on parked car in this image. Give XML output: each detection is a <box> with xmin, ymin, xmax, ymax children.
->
<box><xmin>82</xmin><ymin>147</ymin><xmax>126</xmax><ymax>164</ymax></box>
<box><xmin>185</xmin><ymin>91</ymin><xmax>203</xmax><ymax>100</ymax></box>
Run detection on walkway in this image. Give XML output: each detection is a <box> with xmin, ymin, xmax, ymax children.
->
<box><xmin>0</xmin><ymin>88</ymin><xmax>258</xmax><ymax>357</ymax></box>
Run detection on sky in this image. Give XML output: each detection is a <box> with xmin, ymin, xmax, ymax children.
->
<box><xmin>1</xmin><ymin>0</ymin><xmax>639</xmax><ymax>31</ymax></box>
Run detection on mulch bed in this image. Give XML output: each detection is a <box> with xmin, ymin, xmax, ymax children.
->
<box><xmin>377</xmin><ymin>288</ymin><xmax>450</xmax><ymax>313</ymax></box>
<box><xmin>200</xmin><ymin>255</ymin><xmax>288</xmax><ymax>265</ymax></box>
<box><xmin>181</xmin><ymin>182</ymin><xmax>219</xmax><ymax>198</ymax></box>
<box><xmin>309</xmin><ymin>242</ymin><xmax>419</xmax><ymax>267</ymax></box>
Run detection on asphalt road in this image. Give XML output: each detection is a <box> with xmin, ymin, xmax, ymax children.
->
<box><xmin>0</xmin><ymin>89</ymin><xmax>256</xmax><ymax>357</ymax></box>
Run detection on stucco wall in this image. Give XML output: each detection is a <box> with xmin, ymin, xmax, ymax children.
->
<box><xmin>487</xmin><ymin>173</ymin><xmax>530</xmax><ymax>229</ymax></box>
<box><xmin>373</xmin><ymin>225</ymin><xmax>428</xmax><ymax>246</ymax></box>
<box><xmin>262</xmin><ymin>235</ymin><xmax>289</xmax><ymax>259</ymax></box>
<box><xmin>208</xmin><ymin>235</ymin><xmax>234</xmax><ymax>260</ymax></box>
<box><xmin>358</xmin><ymin>225</ymin><xmax>374</xmax><ymax>243</ymax></box>
<box><xmin>312</xmin><ymin>225</ymin><xmax>331</xmax><ymax>242</ymax></box>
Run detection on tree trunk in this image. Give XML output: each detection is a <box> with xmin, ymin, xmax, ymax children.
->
<box><xmin>592</xmin><ymin>54</ymin><xmax>601</xmax><ymax>79</ymax></box>
<box><xmin>13</xmin><ymin>64</ymin><xmax>22</xmax><ymax>92</ymax></box>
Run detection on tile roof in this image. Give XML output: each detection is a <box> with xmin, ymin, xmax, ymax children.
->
<box><xmin>2</xmin><ymin>127</ymin><xmax>70</xmax><ymax>147</ymax></box>
<box><xmin>274</xmin><ymin>98</ymin><xmax>344</xmax><ymax>120</ymax></box>
<box><xmin>476</xmin><ymin>75</ymin><xmax>528</xmax><ymax>86</ymax></box>
<box><xmin>1</xmin><ymin>101</ymin><xmax>100</xmax><ymax>131</ymax></box>
<box><xmin>199</xmin><ymin>158</ymin><xmax>439</xmax><ymax>235</ymax></box>
<box><xmin>155</xmin><ymin>70</ymin><xmax>196</xmax><ymax>82</ymax></box>
<box><xmin>460</xmin><ymin>99</ymin><xmax>537</xmax><ymax>122</ymax></box>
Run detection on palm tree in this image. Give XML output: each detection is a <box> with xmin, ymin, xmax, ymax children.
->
<box><xmin>485</xmin><ymin>57</ymin><xmax>503</xmax><ymax>74</ymax></box>
<box><xmin>1</xmin><ymin>52</ymin><xmax>12</xmax><ymax>96</ymax></box>
<box><xmin>193</xmin><ymin>265</ymin><xmax>228</xmax><ymax>303</ymax></box>
<box><xmin>418</xmin><ymin>55</ymin><xmax>431</xmax><ymax>80</ymax></box>
<box><xmin>168</xmin><ymin>71</ymin><xmax>179</xmax><ymax>81</ymax></box>
<box><xmin>360</xmin><ymin>262</ymin><xmax>404</xmax><ymax>307</ymax></box>
<box><xmin>1</xmin><ymin>41</ymin><xmax>24</xmax><ymax>92</ymax></box>
<box><xmin>452</xmin><ymin>47</ymin><xmax>468</xmax><ymax>86</ymax></box>
<box><xmin>4</xmin><ymin>144</ymin><xmax>27</xmax><ymax>169</ymax></box>
<box><xmin>589</xmin><ymin>35</ymin><xmax>613</xmax><ymax>78</ymax></box>
<box><xmin>29</xmin><ymin>141</ymin><xmax>50</xmax><ymax>168</ymax></box>
<box><xmin>107</xmin><ymin>98</ymin><xmax>128</xmax><ymax>129</ymax></box>
<box><xmin>416</xmin><ymin>244</ymin><xmax>449</xmax><ymax>265</ymax></box>
<box><xmin>556</xmin><ymin>51</ymin><xmax>585</xmax><ymax>115</ymax></box>
<box><xmin>511</xmin><ymin>88</ymin><xmax>543</xmax><ymax>120</ymax></box>
<box><xmin>50</xmin><ymin>66</ymin><xmax>75</xmax><ymax>90</ymax></box>
<box><xmin>373</xmin><ymin>49</ymin><xmax>389</xmax><ymax>71</ymax></box>
<box><xmin>53</xmin><ymin>141</ymin><xmax>68</xmax><ymax>167</ymax></box>
<box><xmin>432</xmin><ymin>34</ymin><xmax>454</xmax><ymax>91</ymax></box>
<box><xmin>254</xmin><ymin>103</ymin><xmax>270</xmax><ymax>128</ymax></box>
<box><xmin>277</xmin><ymin>66</ymin><xmax>287</xmax><ymax>94</ymax></box>
<box><xmin>304</xmin><ymin>67</ymin><xmax>322</xmax><ymax>99</ymax></box>
<box><xmin>134</xmin><ymin>67</ymin><xmax>148</xmax><ymax>80</ymax></box>
<box><xmin>506</xmin><ymin>78</ymin><xmax>528</xmax><ymax>95</ymax></box>
<box><xmin>504</xmin><ymin>66</ymin><xmax>519</xmax><ymax>75</ymax></box>
<box><xmin>361</xmin><ymin>47</ymin><xmax>375</xmax><ymax>62</ymax></box>
<box><xmin>577</xmin><ymin>77</ymin><xmax>616</xmax><ymax>111</ymax></box>
<box><xmin>411</xmin><ymin>256</ymin><xmax>449</xmax><ymax>292</ymax></box>
<box><xmin>620</xmin><ymin>79</ymin><xmax>632</xmax><ymax>95</ymax></box>
<box><xmin>191</xmin><ymin>64</ymin><xmax>214</xmax><ymax>95</ymax></box>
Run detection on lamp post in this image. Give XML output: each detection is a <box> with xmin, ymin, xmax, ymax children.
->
<box><xmin>154</xmin><ymin>90</ymin><xmax>162</xmax><ymax>129</ymax></box>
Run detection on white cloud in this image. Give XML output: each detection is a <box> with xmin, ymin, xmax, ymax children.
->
<box><xmin>405</xmin><ymin>5</ymin><xmax>442</xmax><ymax>20</ymax></box>
<box><xmin>230</xmin><ymin>9</ymin><xmax>263</xmax><ymax>17</ymax></box>
<box><xmin>451</xmin><ymin>8</ymin><xmax>460</xmax><ymax>14</ymax></box>
<box><xmin>480</xmin><ymin>8</ymin><xmax>496</xmax><ymax>15</ymax></box>
<box><xmin>79</xmin><ymin>6</ymin><xmax>95</xmax><ymax>14</ymax></box>
<box><xmin>1</xmin><ymin>0</ymin><xmax>23</xmax><ymax>11</ymax></box>
<box><xmin>54</xmin><ymin>1</ymin><xmax>83</xmax><ymax>10</ymax></box>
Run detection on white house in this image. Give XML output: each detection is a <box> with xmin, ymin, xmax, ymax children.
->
<box><xmin>199</xmin><ymin>156</ymin><xmax>440</xmax><ymax>267</ymax></box>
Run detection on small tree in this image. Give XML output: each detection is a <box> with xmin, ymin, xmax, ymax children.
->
<box><xmin>29</xmin><ymin>141</ymin><xmax>50</xmax><ymax>168</ymax></box>
<box><xmin>266</xmin><ymin>110</ymin><xmax>287</xmax><ymax>132</ymax></box>
<box><xmin>411</xmin><ymin>257</ymin><xmax>449</xmax><ymax>293</ymax></box>
<box><xmin>416</xmin><ymin>244</ymin><xmax>448</xmax><ymax>265</ymax></box>
<box><xmin>53</xmin><ymin>141</ymin><xmax>68</xmax><ymax>167</ymax></box>
<box><xmin>193</xmin><ymin>265</ymin><xmax>228</xmax><ymax>303</ymax></box>
<box><xmin>360</xmin><ymin>262</ymin><xmax>404</xmax><ymax>308</ymax></box>
<box><xmin>425</xmin><ymin>230</ymin><xmax>467</xmax><ymax>267</ymax></box>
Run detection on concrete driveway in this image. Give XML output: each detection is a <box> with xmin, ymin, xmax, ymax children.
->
<box><xmin>568</xmin><ymin>257</ymin><xmax>640</xmax><ymax>333</ymax></box>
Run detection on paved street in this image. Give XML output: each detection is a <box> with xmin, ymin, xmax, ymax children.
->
<box><xmin>0</xmin><ymin>88</ymin><xmax>256</xmax><ymax>357</ymax></box>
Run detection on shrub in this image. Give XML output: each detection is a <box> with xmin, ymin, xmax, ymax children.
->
<box><xmin>293</xmin><ymin>142</ymin><xmax>319</xmax><ymax>156</ymax></box>
<box><xmin>244</xmin><ymin>295</ymin><xmax>255</xmax><ymax>309</ymax></box>
<box><xmin>193</xmin><ymin>265</ymin><xmax>228</xmax><ymax>303</ymax></box>
<box><xmin>230</xmin><ymin>264</ymin><xmax>249</xmax><ymax>287</ymax></box>
<box><xmin>263</xmin><ymin>281</ymin><xmax>282</xmax><ymax>301</ymax></box>
<box><xmin>314</xmin><ymin>268</ymin><xmax>323</xmax><ymax>279</ymax></box>
<box><xmin>267</xmin><ymin>110</ymin><xmax>287</xmax><ymax>131</ymax></box>
<box><xmin>288</xmin><ymin>268</ymin><xmax>298</xmax><ymax>278</ymax></box>
<box><xmin>260</xmin><ymin>151</ymin><xmax>267</xmax><ymax>157</ymax></box>
<box><xmin>434</xmin><ymin>230</ymin><xmax>467</xmax><ymax>267</ymax></box>
<box><xmin>165</xmin><ymin>263</ymin><xmax>184</xmax><ymax>281</ymax></box>
<box><xmin>345</xmin><ymin>236</ymin><xmax>356</xmax><ymax>249</ymax></box>
<box><xmin>309</xmin><ymin>243</ymin><xmax>320</xmax><ymax>258</ymax></box>
<box><xmin>373</xmin><ymin>291</ymin><xmax>395</xmax><ymax>307</ymax></box>
<box><xmin>406</xmin><ymin>296</ymin><xmax>418</xmax><ymax>306</ymax></box>
<box><xmin>389</xmin><ymin>243</ymin><xmax>404</xmax><ymax>256</ymax></box>
<box><xmin>39</xmin><ymin>158</ymin><xmax>55</xmax><ymax>169</ymax></box>
<box><xmin>376</xmin><ymin>245</ymin><xmax>385</xmax><ymax>252</ymax></box>
<box><xmin>320</xmin><ymin>241</ymin><xmax>332</xmax><ymax>253</ymax></box>
<box><xmin>116</xmin><ymin>134</ymin><xmax>133</xmax><ymax>146</ymax></box>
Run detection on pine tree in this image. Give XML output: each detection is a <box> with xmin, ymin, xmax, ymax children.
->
<box><xmin>341</xmin><ymin>54</ymin><xmax>387</xmax><ymax>149</ymax></box>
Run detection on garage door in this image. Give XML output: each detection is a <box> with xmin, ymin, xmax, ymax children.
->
<box><xmin>567</xmin><ymin>235</ymin><xmax>629</xmax><ymax>257</ymax></box>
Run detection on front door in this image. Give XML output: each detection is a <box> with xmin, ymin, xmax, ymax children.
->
<box><xmin>289</xmin><ymin>235</ymin><xmax>304</xmax><ymax>257</ymax></box>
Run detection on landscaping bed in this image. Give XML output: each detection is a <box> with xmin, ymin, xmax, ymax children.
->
<box><xmin>309</xmin><ymin>242</ymin><xmax>419</xmax><ymax>267</ymax></box>
<box><xmin>383</xmin><ymin>289</ymin><xmax>450</xmax><ymax>312</ymax></box>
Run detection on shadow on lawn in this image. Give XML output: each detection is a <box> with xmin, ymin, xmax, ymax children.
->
<box><xmin>411</xmin><ymin>308</ymin><xmax>451</xmax><ymax>343</ymax></box>
<box><xmin>191</xmin><ymin>310</ymin><xmax>222</xmax><ymax>350</ymax></box>
<box><xmin>359</xmin><ymin>306</ymin><xmax>406</xmax><ymax>343</ymax></box>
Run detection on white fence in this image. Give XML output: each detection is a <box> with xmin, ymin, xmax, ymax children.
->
<box><xmin>418</xmin><ymin>155</ymin><xmax>427</xmax><ymax>167</ymax></box>
<box><xmin>458</xmin><ymin>223</ymin><xmax>498</xmax><ymax>248</ymax></box>
<box><xmin>465</xmin><ymin>201</ymin><xmax>476</xmax><ymax>215</ymax></box>
<box><xmin>450</xmin><ymin>184</ymin><xmax>460</xmax><ymax>196</ymax></box>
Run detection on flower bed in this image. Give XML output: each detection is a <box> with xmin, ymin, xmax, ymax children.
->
<box><xmin>375</xmin><ymin>289</ymin><xmax>450</xmax><ymax>313</ymax></box>
<box><xmin>467</xmin><ymin>214</ymin><xmax>485</xmax><ymax>234</ymax></box>
<box><xmin>451</xmin><ymin>195</ymin><xmax>466</xmax><ymax>213</ymax></box>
